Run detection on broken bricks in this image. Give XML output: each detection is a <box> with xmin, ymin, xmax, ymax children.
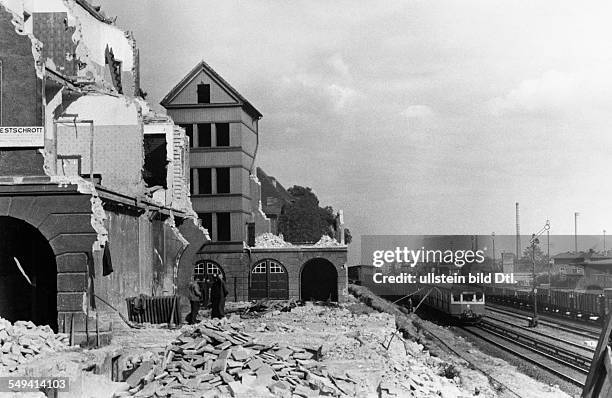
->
<box><xmin>114</xmin><ymin>318</ymin><xmax>351</xmax><ymax>397</ymax></box>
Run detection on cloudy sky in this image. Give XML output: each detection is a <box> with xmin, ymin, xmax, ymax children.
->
<box><xmin>101</xmin><ymin>0</ymin><xmax>612</xmax><ymax>263</ymax></box>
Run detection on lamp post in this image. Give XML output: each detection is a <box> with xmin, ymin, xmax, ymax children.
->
<box><xmin>530</xmin><ymin>220</ymin><xmax>551</xmax><ymax>327</ymax></box>
<box><xmin>547</xmin><ymin>221</ymin><xmax>551</xmax><ymax>298</ymax></box>
<box><xmin>604</xmin><ymin>229</ymin><xmax>607</xmax><ymax>254</ymax></box>
<box><xmin>491</xmin><ymin>232</ymin><xmax>496</xmax><ymax>271</ymax></box>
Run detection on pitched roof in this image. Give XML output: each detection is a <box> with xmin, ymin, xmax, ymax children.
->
<box><xmin>160</xmin><ymin>60</ymin><xmax>262</xmax><ymax>119</ymax></box>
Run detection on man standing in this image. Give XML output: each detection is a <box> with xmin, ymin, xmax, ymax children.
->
<box><xmin>187</xmin><ymin>276</ymin><xmax>202</xmax><ymax>324</ymax></box>
<box><xmin>210</xmin><ymin>274</ymin><xmax>228</xmax><ymax>319</ymax></box>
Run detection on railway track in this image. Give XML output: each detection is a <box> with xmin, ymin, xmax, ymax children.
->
<box><xmin>485</xmin><ymin>315</ymin><xmax>596</xmax><ymax>353</ymax></box>
<box><xmin>486</xmin><ymin>304</ymin><xmax>601</xmax><ymax>340</ymax></box>
<box><xmin>462</xmin><ymin>319</ymin><xmax>590</xmax><ymax>387</ymax></box>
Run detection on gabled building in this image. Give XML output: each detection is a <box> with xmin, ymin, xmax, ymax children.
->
<box><xmin>161</xmin><ymin>60</ymin><xmax>267</xmax><ymax>246</ymax></box>
<box><xmin>162</xmin><ymin>62</ymin><xmax>348</xmax><ymax>304</ymax></box>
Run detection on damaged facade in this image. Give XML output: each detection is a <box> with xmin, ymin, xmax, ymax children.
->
<box><xmin>0</xmin><ymin>0</ymin><xmax>208</xmax><ymax>345</ymax></box>
<box><xmin>162</xmin><ymin>62</ymin><xmax>348</xmax><ymax>306</ymax></box>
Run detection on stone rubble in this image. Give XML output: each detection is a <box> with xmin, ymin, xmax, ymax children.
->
<box><xmin>312</xmin><ymin>235</ymin><xmax>343</xmax><ymax>247</ymax></box>
<box><xmin>115</xmin><ymin>318</ymin><xmax>356</xmax><ymax>397</ymax></box>
<box><xmin>0</xmin><ymin>317</ymin><xmax>70</xmax><ymax>373</ymax></box>
<box><xmin>254</xmin><ymin>233</ymin><xmax>294</xmax><ymax>248</ymax></box>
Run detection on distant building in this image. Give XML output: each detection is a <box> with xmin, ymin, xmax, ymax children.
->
<box><xmin>551</xmin><ymin>251</ymin><xmax>612</xmax><ymax>276</ymax></box>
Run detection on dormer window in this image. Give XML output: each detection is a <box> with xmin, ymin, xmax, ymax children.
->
<box><xmin>197</xmin><ymin>83</ymin><xmax>210</xmax><ymax>103</ymax></box>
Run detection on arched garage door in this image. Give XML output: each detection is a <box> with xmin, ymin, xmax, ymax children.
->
<box><xmin>193</xmin><ymin>261</ymin><xmax>225</xmax><ymax>304</ymax></box>
<box><xmin>301</xmin><ymin>258</ymin><xmax>338</xmax><ymax>301</ymax></box>
<box><xmin>250</xmin><ymin>260</ymin><xmax>288</xmax><ymax>300</ymax></box>
<box><xmin>0</xmin><ymin>216</ymin><xmax>57</xmax><ymax>330</ymax></box>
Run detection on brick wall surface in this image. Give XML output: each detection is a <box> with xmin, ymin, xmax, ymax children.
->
<box><xmin>0</xmin><ymin>5</ymin><xmax>45</xmax><ymax>175</ymax></box>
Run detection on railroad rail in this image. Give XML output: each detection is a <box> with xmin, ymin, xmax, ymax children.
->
<box><xmin>485</xmin><ymin>315</ymin><xmax>596</xmax><ymax>353</ymax></box>
<box><xmin>486</xmin><ymin>304</ymin><xmax>601</xmax><ymax>340</ymax></box>
<box><xmin>461</xmin><ymin>319</ymin><xmax>590</xmax><ymax>388</ymax></box>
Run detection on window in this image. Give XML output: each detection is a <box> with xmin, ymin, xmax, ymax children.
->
<box><xmin>179</xmin><ymin>124</ymin><xmax>193</xmax><ymax>148</ymax></box>
<box><xmin>216</xmin><ymin>168</ymin><xmax>230</xmax><ymax>194</ymax></box>
<box><xmin>252</xmin><ymin>263</ymin><xmax>267</xmax><ymax>273</ymax></box>
<box><xmin>194</xmin><ymin>261</ymin><xmax>223</xmax><ymax>277</ymax></box>
<box><xmin>143</xmin><ymin>134</ymin><xmax>167</xmax><ymax>188</ymax></box>
<box><xmin>462</xmin><ymin>293</ymin><xmax>474</xmax><ymax>302</ymax></box>
<box><xmin>269</xmin><ymin>261</ymin><xmax>285</xmax><ymax>273</ymax></box>
<box><xmin>197</xmin><ymin>123</ymin><xmax>211</xmax><ymax>147</ymax></box>
<box><xmin>217</xmin><ymin>212</ymin><xmax>231</xmax><ymax>241</ymax></box>
<box><xmin>194</xmin><ymin>262</ymin><xmax>205</xmax><ymax>275</ymax></box>
<box><xmin>198</xmin><ymin>213</ymin><xmax>212</xmax><ymax>235</ymax></box>
<box><xmin>216</xmin><ymin>123</ymin><xmax>230</xmax><ymax>146</ymax></box>
<box><xmin>197</xmin><ymin>84</ymin><xmax>210</xmax><ymax>103</ymax></box>
<box><xmin>189</xmin><ymin>168</ymin><xmax>194</xmax><ymax>195</ymax></box>
<box><xmin>197</xmin><ymin>168</ymin><xmax>212</xmax><ymax>194</ymax></box>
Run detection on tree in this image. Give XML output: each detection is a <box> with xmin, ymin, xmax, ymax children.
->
<box><xmin>277</xmin><ymin>185</ymin><xmax>350</xmax><ymax>244</ymax></box>
<box><xmin>344</xmin><ymin>228</ymin><xmax>353</xmax><ymax>244</ymax></box>
<box><xmin>518</xmin><ymin>243</ymin><xmax>549</xmax><ymax>273</ymax></box>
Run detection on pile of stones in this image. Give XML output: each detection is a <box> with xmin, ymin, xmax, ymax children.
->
<box><xmin>0</xmin><ymin>318</ymin><xmax>69</xmax><ymax>372</ymax></box>
<box><xmin>116</xmin><ymin>319</ymin><xmax>356</xmax><ymax>397</ymax></box>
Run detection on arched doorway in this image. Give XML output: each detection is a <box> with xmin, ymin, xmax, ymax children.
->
<box><xmin>0</xmin><ymin>216</ymin><xmax>57</xmax><ymax>330</ymax></box>
<box><xmin>301</xmin><ymin>258</ymin><xmax>338</xmax><ymax>301</ymax></box>
<box><xmin>249</xmin><ymin>259</ymin><xmax>289</xmax><ymax>300</ymax></box>
<box><xmin>193</xmin><ymin>260</ymin><xmax>225</xmax><ymax>304</ymax></box>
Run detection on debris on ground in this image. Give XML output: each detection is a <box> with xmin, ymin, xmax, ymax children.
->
<box><xmin>117</xmin><ymin>318</ymin><xmax>353</xmax><ymax>397</ymax></box>
<box><xmin>0</xmin><ymin>317</ymin><xmax>69</xmax><ymax>373</ymax></box>
<box><xmin>236</xmin><ymin>300</ymin><xmax>300</xmax><ymax>318</ymax></box>
<box><xmin>254</xmin><ymin>233</ymin><xmax>294</xmax><ymax>248</ymax></box>
<box><xmin>312</xmin><ymin>235</ymin><xmax>343</xmax><ymax>247</ymax></box>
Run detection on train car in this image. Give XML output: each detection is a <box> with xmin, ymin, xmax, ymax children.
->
<box><xmin>414</xmin><ymin>283</ymin><xmax>485</xmax><ymax>324</ymax></box>
<box><xmin>486</xmin><ymin>284</ymin><xmax>607</xmax><ymax>324</ymax></box>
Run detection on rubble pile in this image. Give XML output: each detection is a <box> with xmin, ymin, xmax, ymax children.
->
<box><xmin>254</xmin><ymin>233</ymin><xmax>294</xmax><ymax>248</ymax></box>
<box><xmin>0</xmin><ymin>318</ymin><xmax>69</xmax><ymax>372</ymax></box>
<box><xmin>116</xmin><ymin>318</ymin><xmax>353</xmax><ymax>397</ymax></box>
<box><xmin>313</xmin><ymin>235</ymin><xmax>343</xmax><ymax>247</ymax></box>
<box><xmin>238</xmin><ymin>300</ymin><xmax>299</xmax><ymax>318</ymax></box>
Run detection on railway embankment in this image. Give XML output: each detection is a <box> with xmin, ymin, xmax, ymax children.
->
<box><xmin>348</xmin><ymin>284</ymin><xmax>573</xmax><ymax>398</ymax></box>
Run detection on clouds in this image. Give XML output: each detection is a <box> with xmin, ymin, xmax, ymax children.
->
<box><xmin>487</xmin><ymin>69</ymin><xmax>612</xmax><ymax>117</ymax></box>
<box><xmin>99</xmin><ymin>0</ymin><xmax>612</xmax><ymax>263</ymax></box>
<box><xmin>401</xmin><ymin>105</ymin><xmax>435</xmax><ymax>119</ymax></box>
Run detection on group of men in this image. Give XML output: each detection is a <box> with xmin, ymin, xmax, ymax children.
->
<box><xmin>187</xmin><ymin>273</ymin><xmax>228</xmax><ymax>324</ymax></box>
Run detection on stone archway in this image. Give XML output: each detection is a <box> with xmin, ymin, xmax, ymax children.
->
<box><xmin>300</xmin><ymin>258</ymin><xmax>338</xmax><ymax>301</ymax></box>
<box><xmin>0</xmin><ymin>216</ymin><xmax>58</xmax><ymax>329</ymax></box>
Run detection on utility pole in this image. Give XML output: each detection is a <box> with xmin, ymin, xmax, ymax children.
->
<box><xmin>604</xmin><ymin>229</ymin><xmax>607</xmax><ymax>253</ymax></box>
<box><xmin>530</xmin><ymin>220</ymin><xmax>550</xmax><ymax>327</ymax></box>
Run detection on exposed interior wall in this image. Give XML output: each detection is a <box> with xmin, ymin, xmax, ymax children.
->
<box><xmin>56</xmin><ymin>94</ymin><xmax>144</xmax><ymax>196</ymax></box>
<box><xmin>92</xmin><ymin>208</ymin><xmax>190</xmax><ymax>320</ymax></box>
<box><xmin>0</xmin><ymin>3</ymin><xmax>45</xmax><ymax>175</ymax></box>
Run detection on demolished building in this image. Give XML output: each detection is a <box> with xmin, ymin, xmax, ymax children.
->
<box><xmin>0</xmin><ymin>0</ymin><xmax>208</xmax><ymax>345</ymax></box>
<box><xmin>162</xmin><ymin>61</ymin><xmax>348</xmax><ymax>304</ymax></box>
